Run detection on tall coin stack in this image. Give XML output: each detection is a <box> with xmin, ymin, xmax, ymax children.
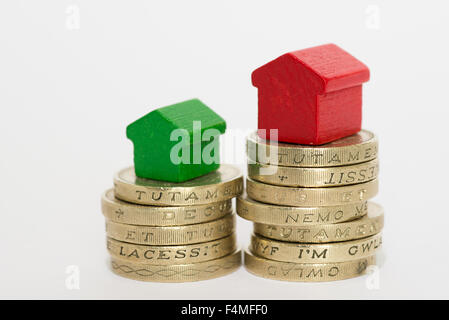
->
<box><xmin>238</xmin><ymin>130</ymin><xmax>384</xmax><ymax>282</ymax></box>
<box><xmin>101</xmin><ymin>164</ymin><xmax>243</xmax><ymax>282</ymax></box>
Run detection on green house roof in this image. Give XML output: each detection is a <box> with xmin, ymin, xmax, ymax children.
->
<box><xmin>127</xmin><ymin>99</ymin><xmax>226</xmax><ymax>141</ymax></box>
<box><xmin>157</xmin><ymin>99</ymin><xmax>226</xmax><ymax>134</ymax></box>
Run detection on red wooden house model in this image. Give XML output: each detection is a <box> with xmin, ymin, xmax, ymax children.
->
<box><xmin>252</xmin><ymin>44</ymin><xmax>370</xmax><ymax>145</ymax></box>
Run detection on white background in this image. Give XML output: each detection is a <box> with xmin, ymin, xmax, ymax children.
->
<box><xmin>1</xmin><ymin>0</ymin><xmax>448</xmax><ymax>299</ymax></box>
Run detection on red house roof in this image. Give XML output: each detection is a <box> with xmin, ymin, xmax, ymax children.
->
<box><xmin>252</xmin><ymin>43</ymin><xmax>370</xmax><ymax>94</ymax></box>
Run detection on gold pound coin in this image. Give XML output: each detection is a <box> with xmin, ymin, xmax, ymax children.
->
<box><xmin>254</xmin><ymin>202</ymin><xmax>383</xmax><ymax>243</ymax></box>
<box><xmin>237</xmin><ymin>194</ymin><xmax>367</xmax><ymax>226</ymax></box>
<box><xmin>244</xmin><ymin>250</ymin><xmax>376</xmax><ymax>282</ymax></box>
<box><xmin>114</xmin><ymin>164</ymin><xmax>243</xmax><ymax>206</ymax></box>
<box><xmin>247</xmin><ymin>130</ymin><xmax>378</xmax><ymax>167</ymax></box>
<box><xmin>107</xmin><ymin>234</ymin><xmax>237</xmax><ymax>265</ymax></box>
<box><xmin>248</xmin><ymin>159</ymin><xmax>378</xmax><ymax>187</ymax></box>
<box><xmin>246</xmin><ymin>178</ymin><xmax>378</xmax><ymax>206</ymax></box>
<box><xmin>101</xmin><ymin>189</ymin><xmax>232</xmax><ymax>226</ymax></box>
<box><xmin>106</xmin><ymin>214</ymin><xmax>235</xmax><ymax>245</ymax></box>
<box><xmin>250</xmin><ymin>233</ymin><xmax>382</xmax><ymax>263</ymax></box>
<box><xmin>110</xmin><ymin>250</ymin><xmax>242</xmax><ymax>282</ymax></box>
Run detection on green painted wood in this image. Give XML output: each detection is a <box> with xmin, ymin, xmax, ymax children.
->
<box><xmin>127</xmin><ymin>99</ymin><xmax>226</xmax><ymax>182</ymax></box>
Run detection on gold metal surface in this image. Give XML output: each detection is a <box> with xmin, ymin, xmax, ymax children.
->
<box><xmin>248</xmin><ymin>159</ymin><xmax>378</xmax><ymax>187</ymax></box>
<box><xmin>246</xmin><ymin>178</ymin><xmax>378</xmax><ymax>206</ymax></box>
<box><xmin>107</xmin><ymin>234</ymin><xmax>237</xmax><ymax>264</ymax></box>
<box><xmin>250</xmin><ymin>233</ymin><xmax>382</xmax><ymax>263</ymax></box>
<box><xmin>254</xmin><ymin>202</ymin><xmax>383</xmax><ymax>243</ymax></box>
<box><xmin>244</xmin><ymin>250</ymin><xmax>375</xmax><ymax>282</ymax></box>
<box><xmin>114</xmin><ymin>164</ymin><xmax>243</xmax><ymax>206</ymax></box>
<box><xmin>247</xmin><ymin>130</ymin><xmax>377</xmax><ymax>167</ymax></box>
<box><xmin>106</xmin><ymin>214</ymin><xmax>235</xmax><ymax>245</ymax></box>
<box><xmin>110</xmin><ymin>250</ymin><xmax>242</xmax><ymax>282</ymax></box>
<box><xmin>237</xmin><ymin>194</ymin><xmax>367</xmax><ymax>225</ymax></box>
<box><xmin>101</xmin><ymin>189</ymin><xmax>232</xmax><ymax>226</ymax></box>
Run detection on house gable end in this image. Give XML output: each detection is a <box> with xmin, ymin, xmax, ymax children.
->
<box><xmin>126</xmin><ymin>110</ymin><xmax>177</xmax><ymax>147</ymax></box>
<box><xmin>252</xmin><ymin>53</ymin><xmax>325</xmax><ymax>94</ymax></box>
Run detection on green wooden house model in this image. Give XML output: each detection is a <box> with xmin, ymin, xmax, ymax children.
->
<box><xmin>127</xmin><ymin>99</ymin><xmax>226</xmax><ymax>182</ymax></box>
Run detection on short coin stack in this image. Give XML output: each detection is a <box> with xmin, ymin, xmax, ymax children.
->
<box><xmin>101</xmin><ymin>164</ymin><xmax>243</xmax><ymax>282</ymax></box>
<box><xmin>238</xmin><ymin>130</ymin><xmax>384</xmax><ymax>282</ymax></box>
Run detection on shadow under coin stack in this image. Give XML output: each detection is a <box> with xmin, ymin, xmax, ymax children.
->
<box><xmin>101</xmin><ymin>164</ymin><xmax>243</xmax><ymax>282</ymax></box>
<box><xmin>238</xmin><ymin>130</ymin><xmax>384</xmax><ymax>282</ymax></box>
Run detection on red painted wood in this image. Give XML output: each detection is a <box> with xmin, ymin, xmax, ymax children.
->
<box><xmin>252</xmin><ymin>44</ymin><xmax>370</xmax><ymax>145</ymax></box>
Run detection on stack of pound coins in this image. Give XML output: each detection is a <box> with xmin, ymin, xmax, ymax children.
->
<box><xmin>237</xmin><ymin>130</ymin><xmax>384</xmax><ymax>282</ymax></box>
<box><xmin>101</xmin><ymin>164</ymin><xmax>244</xmax><ymax>282</ymax></box>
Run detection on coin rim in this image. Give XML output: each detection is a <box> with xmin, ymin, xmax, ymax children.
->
<box><xmin>253</xmin><ymin>202</ymin><xmax>384</xmax><ymax>243</ymax></box>
<box><xmin>247</xmin><ymin>129</ymin><xmax>378</xmax><ymax>167</ymax></box>
<box><xmin>237</xmin><ymin>194</ymin><xmax>368</xmax><ymax>225</ymax></box>
<box><xmin>110</xmin><ymin>250</ymin><xmax>242</xmax><ymax>282</ymax></box>
<box><xmin>246</xmin><ymin>177</ymin><xmax>379</xmax><ymax>206</ymax></box>
<box><xmin>244</xmin><ymin>250</ymin><xmax>376</xmax><ymax>282</ymax></box>
<box><xmin>114</xmin><ymin>164</ymin><xmax>243</xmax><ymax>206</ymax></box>
<box><xmin>247</xmin><ymin>158</ymin><xmax>379</xmax><ymax>187</ymax></box>
<box><xmin>102</xmin><ymin>189</ymin><xmax>233</xmax><ymax>226</ymax></box>
<box><xmin>106</xmin><ymin>234</ymin><xmax>237</xmax><ymax>264</ymax></box>
<box><xmin>105</xmin><ymin>214</ymin><xmax>236</xmax><ymax>245</ymax></box>
<box><xmin>250</xmin><ymin>232</ymin><xmax>382</xmax><ymax>263</ymax></box>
